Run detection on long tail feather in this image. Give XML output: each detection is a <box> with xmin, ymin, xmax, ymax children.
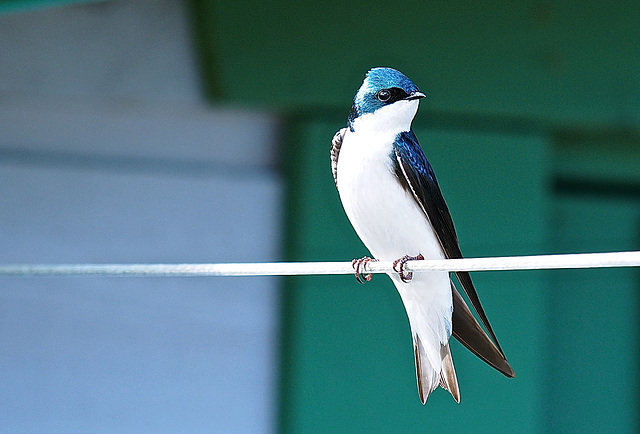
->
<box><xmin>439</xmin><ymin>344</ymin><xmax>460</xmax><ymax>403</ymax></box>
<box><xmin>414</xmin><ymin>334</ymin><xmax>460</xmax><ymax>404</ymax></box>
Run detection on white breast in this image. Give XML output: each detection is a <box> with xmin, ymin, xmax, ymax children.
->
<box><xmin>336</xmin><ymin>107</ymin><xmax>444</xmax><ymax>262</ymax></box>
<box><xmin>336</xmin><ymin>100</ymin><xmax>453</xmax><ymax>351</ymax></box>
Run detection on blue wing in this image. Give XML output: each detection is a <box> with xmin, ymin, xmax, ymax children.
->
<box><xmin>392</xmin><ymin>130</ymin><xmax>513</xmax><ymax>376</ymax></box>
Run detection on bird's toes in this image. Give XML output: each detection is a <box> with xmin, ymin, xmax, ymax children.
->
<box><xmin>392</xmin><ymin>254</ymin><xmax>424</xmax><ymax>283</ymax></box>
<box><xmin>351</xmin><ymin>256</ymin><xmax>377</xmax><ymax>284</ymax></box>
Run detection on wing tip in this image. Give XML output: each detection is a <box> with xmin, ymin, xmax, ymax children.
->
<box><xmin>452</xmin><ymin>284</ymin><xmax>516</xmax><ymax>378</ymax></box>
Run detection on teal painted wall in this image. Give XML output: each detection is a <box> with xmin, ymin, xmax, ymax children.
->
<box><xmin>193</xmin><ymin>1</ymin><xmax>640</xmax><ymax>125</ymax></box>
<box><xmin>186</xmin><ymin>1</ymin><xmax>640</xmax><ymax>431</ymax></box>
<box><xmin>547</xmin><ymin>195</ymin><xmax>639</xmax><ymax>433</ymax></box>
<box><xmin>0</xmin><ymin>0</ymin><xmax>92</xmax><ymax>14</ymax></box>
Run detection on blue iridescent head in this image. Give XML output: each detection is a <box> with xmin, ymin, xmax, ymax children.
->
<box><xmin>348</xmin><ymin>67</ymin><xmax>425</xmax><ymax>128</ymax></box>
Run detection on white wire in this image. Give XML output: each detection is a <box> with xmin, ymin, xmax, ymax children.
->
<box><xmin>0</xmin><ymin>251</ymin><xmax>639</xmax><ymax>277</ymax></box>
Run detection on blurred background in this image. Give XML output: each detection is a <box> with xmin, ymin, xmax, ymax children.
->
<box><xmin>0</xmin><ymin>0</ymin><xmax>638</xmax><ymax>432</ymax></box>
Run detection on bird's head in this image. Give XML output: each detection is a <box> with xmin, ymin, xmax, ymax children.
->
<box><xmin>348</xmin><ymin>67</ymin><xmax>425</xmax><ymax>132</ymax></box>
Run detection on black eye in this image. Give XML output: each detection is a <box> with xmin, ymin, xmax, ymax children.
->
<box><xmin>376</xmin><ymin>89</ymin><xmax>391</xmax><ymax>102</ymax></box>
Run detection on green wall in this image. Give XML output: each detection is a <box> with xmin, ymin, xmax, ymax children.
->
<box><xmin>547</xmin><ymin>195</ymin><xmax>639</xmax><ymax>433</ymax></box>
<box><xmin>188</xmin><ymin>0</ymin><xmax>640</xmax><ymax>431</ymax></box>
<box><xmin>192</xmin><ymin>1</ymin><xmax>640</xmax><ymax>125</ymax></box>
<box><xmin>0</xmin><ymin>0</ymin><xmax>92</xmax><ymax>13</ymax></box>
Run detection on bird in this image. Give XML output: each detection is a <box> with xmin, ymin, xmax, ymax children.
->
<box><xmin>330</xmin><ymin>67</ymin><xmax>514</xmax><ymax>404</ymax></box>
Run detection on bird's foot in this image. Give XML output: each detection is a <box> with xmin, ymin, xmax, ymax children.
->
<box><xmin>393</xmin><ymin>254</ymin><xmax>424</xmax><ymax>283</ymax></box>
<box><xmin>351</xmin><ymin>256</ymin><xmax>378</xmax><ymax>284</ymax></box>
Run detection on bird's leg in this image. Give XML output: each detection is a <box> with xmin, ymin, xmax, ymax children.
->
<box><xmin>351</xmin><ymin>256</ymin><xmax>378</xmax><ymax>284</ymax></box>
<box><xmin>393</xmin><ymin>254</ymin><xmax>424</xmax><ymax>283</ymax></box>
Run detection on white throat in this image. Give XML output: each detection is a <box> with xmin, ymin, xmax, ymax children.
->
<box><xmin>351</xmin><ymin>99</ymin><xmax>420</xmax><ymax>136</ymax></box>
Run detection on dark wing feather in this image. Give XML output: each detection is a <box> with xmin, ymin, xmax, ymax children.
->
<box><xmin>392</xmin><ymin>130</ymin><xmax>509</xmax><ymax>362</ymax></box>
<box><xmin>331</xmin><ymin>128</ymin><xmax>347</xmax><ymax>190</ymax></box>
<box><xmin>452</xmin><ymin>283</ymin><xmax>514</xmax><ymax>377</ymax></box>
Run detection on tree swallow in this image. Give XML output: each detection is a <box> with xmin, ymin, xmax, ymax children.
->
<box><xmin>331</xmin><ymin>67</ymin><xmax>514</xmax><ymax>404</ymax></box>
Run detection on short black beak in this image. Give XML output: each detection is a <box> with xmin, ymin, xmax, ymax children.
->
<box><xmin>405</xmin><ymin>91</ymin><xmax>426</xmax><ymax>101</ymax></box>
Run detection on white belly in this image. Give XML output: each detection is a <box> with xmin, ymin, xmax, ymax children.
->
<box><xmin>336</xmin><ymin>130</ymin><xmax>444</xmax><ymax>262</ymax></box>
<box><xmin>336</xmin><ymin>128</ymin><xmax>453</xmax><ymax>347</ymax></box>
